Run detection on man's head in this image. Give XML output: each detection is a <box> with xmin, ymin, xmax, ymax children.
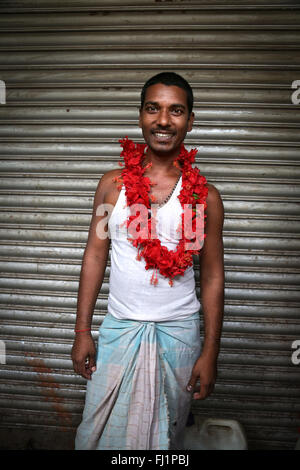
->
<box><xmin>139</xmin><ymin>72</ymin><xmax>195</xmax><ymax>157</ymax></box>
<box><xmin>140</xmin><ymin>72</ymin><xmax>194</xmax><ymax>117</ymax></box>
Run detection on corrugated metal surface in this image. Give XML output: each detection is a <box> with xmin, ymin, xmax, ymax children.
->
<box><xmin>0</xmin><ymin>0</ymin><xmax>300</xmax><ymax>450</ymax></box>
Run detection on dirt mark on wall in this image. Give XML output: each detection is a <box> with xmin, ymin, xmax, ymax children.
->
<box><xmin>25</xmin><ymin>352</ymin><xmax>72</xmax><ymax>431</ymax></box>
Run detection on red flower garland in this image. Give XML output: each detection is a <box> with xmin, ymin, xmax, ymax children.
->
<box><xmin>116</xmin><ymin>137</ymin><xmax>208</xmax><ymax>286</ymax></box>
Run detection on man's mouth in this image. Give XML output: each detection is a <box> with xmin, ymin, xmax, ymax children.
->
<box><xmin>152</xmin><ymin>131</ymin><xmax>174</xmax><ymax>141</ymax></box>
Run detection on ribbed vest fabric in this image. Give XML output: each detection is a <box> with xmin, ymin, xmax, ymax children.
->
<box><xmin>107</xmin><ymin>176</ymin><xmax>200</xmax><ymax>321</ymax></box>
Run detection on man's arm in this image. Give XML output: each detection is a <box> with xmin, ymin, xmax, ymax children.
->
<box><xmin>71</xmin><ymin>174</ymin><xmax>111</xmax><ymax>380</ymax></box>
<box><xmin>187</xmin><ymin>183</ymin><xmax>225</xmax><ymax>399</ymax></box>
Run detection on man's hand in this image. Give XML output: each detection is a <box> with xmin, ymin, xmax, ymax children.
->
<box><xmin>71</xmin><ymin>333</ymin><xmax>96</xmax><ymax>380</ymax></box>
<box><xmin>186</xmin><ymin>353</ymin><xmax>217</xmax><ymax>400</ymax></box>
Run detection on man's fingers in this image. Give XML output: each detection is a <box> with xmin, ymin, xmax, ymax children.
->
<box><xmin>87</xmin><ymin>354</ymin><xmax>96</xmax><ymax>371</ymax></box>
<box><xmin>193</xmin><ymin>383</ymin><xmax>215</xmax><ymax>400</ymax></box>
<box><xmin>73</xmin><ymin>356</ymin><xmax>95</xmax><ymax>380</ymax></box>
<box><xmin>76</xmin><ymin>359</ymin><xmax>88</xmax><ymax>378</ymax></box>
<box><xmin>187</xmin><ymin>378</ymin><xmax>215</xmax><ymax>399</ymax></box>
<box><xmin>71</xmin><ymin>336</ymin><xmax>96</xmax><ymax>379</ymax></box>
<box><xmin>80</xmin><ymin>360</ymin><xmax>92</xmax><ymax>380</ymax></box>
<box><xmin>186</xmin><ymin>375</ymin><xmax>197</xmax><ymax>392</ymax></box>
<box><xmin>85</xmin><ymin>355</ymin><xmax>97</xmax><ymax>376</ymax></box>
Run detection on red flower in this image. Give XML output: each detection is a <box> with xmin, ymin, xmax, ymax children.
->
<box><xmin>119</xmin><ymin>138</ymin><xmax>208</xmax><ymax>286</ymax></box>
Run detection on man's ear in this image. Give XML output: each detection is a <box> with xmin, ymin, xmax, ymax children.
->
<box><xmin>187</xmin><ymin>111</ymin><xmax>195</xmax><ymax>132</ymax></box>
<box><xmin>138</xmin><ymin>108</ymin><xmax>142</xmax><ymax>128</ymax></box>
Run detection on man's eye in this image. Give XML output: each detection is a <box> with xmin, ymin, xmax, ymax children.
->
<box><xmin>146</xmin><ymin>105</ymin><xmax>157</xmax><ymax>113</ymax></box>
<box><xmin>172</xmin><ymin>108</ymin><xmax>183</xmax><ymax>115</ymax></box>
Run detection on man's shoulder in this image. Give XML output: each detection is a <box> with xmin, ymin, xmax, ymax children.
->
<box><xmin>206</xmin><ymin>183</ymin><xmax>224</xmax><ymax>213</ymax></box>
<box><xmin>206</xmin><ymin>183</ymin><xmax>222</xmax><ymax>199</ymax></box>
<box><xmin>100</xmin><ymin>168</ymin><xmax>123</xmax><ymax>185</ymax></box>
<box><xmin>93</xmin><ymin>168</ymin><xmax>123</xmax><ymax>204</ymax></box>
<box><xmin>96</xmin><ymin>168</ymin><xmax>122</xmax><ymax>192</ymax></box>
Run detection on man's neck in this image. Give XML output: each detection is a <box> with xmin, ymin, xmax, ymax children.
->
<box><xmin>143</xmin><ymin>147</ymin><xmax>182</xmax><ymax>176</ymax></box>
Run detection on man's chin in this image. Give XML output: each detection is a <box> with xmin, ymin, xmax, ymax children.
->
<box><xmin>146</xmin><ymin>138</ymin><xmax>180</xmax><ymax>156</ymax></box>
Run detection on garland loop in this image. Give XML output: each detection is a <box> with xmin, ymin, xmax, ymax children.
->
<box><xmin>115</xmin><ymin>137</ymin><xmax>208</xmax><ymax>286</ymax></box>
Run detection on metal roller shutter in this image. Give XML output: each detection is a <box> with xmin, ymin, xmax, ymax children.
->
<box><xmin>0</xmin><ymin>0</ymin><xmax>299</xmax><ymax>450</ymax></box>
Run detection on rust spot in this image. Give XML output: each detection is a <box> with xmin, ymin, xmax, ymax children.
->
<box><xmin>25</xmin><ymin>353</ymin><xmax>72</xmax><ymax>431</ymax></box>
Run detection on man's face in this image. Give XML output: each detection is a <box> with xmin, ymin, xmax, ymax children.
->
<box><xmin>139</xmin><ymin>83</ymin><xmax>194</xmax><ymax>156</ymax></box>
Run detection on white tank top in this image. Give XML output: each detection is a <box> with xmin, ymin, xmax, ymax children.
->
<box><xmin>107</xmin><ymin>176</ymin><xmax>200</xmax><ymax>321</ymax></box>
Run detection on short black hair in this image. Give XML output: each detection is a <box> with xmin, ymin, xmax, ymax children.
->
<box><xmin>140</xmin><ymin>72</ymin><xmax>194</xmax><ymax>116</ymax></box>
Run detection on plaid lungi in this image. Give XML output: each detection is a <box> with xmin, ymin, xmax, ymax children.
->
<box><xmin>75</xmin><ymin>311</ymin><xmax>201</xmax><ymax>450</ymax></box>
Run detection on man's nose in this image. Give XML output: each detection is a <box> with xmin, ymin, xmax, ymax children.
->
<box><xmin>156</xmin><ymin>108</ymin><xmax>170</xmax><ymax>127</ymax></box>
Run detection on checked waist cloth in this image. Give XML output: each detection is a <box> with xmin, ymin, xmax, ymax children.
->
<box><xmin>75</xmin><ymin>311</ymin><xmax>201</xmax><ymax>450</ymax></box>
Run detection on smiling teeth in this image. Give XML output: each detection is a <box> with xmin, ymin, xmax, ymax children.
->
<box><xmin>155</xmin><ymin>133</ymin><xmax>171</xmax><ymax>138</ymax></box>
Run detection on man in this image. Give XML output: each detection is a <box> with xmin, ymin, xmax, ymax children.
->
<box><xmin>72</xmin><ymin>72</ymin><xmax>224</xmax><ymax>450</ymax></box>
